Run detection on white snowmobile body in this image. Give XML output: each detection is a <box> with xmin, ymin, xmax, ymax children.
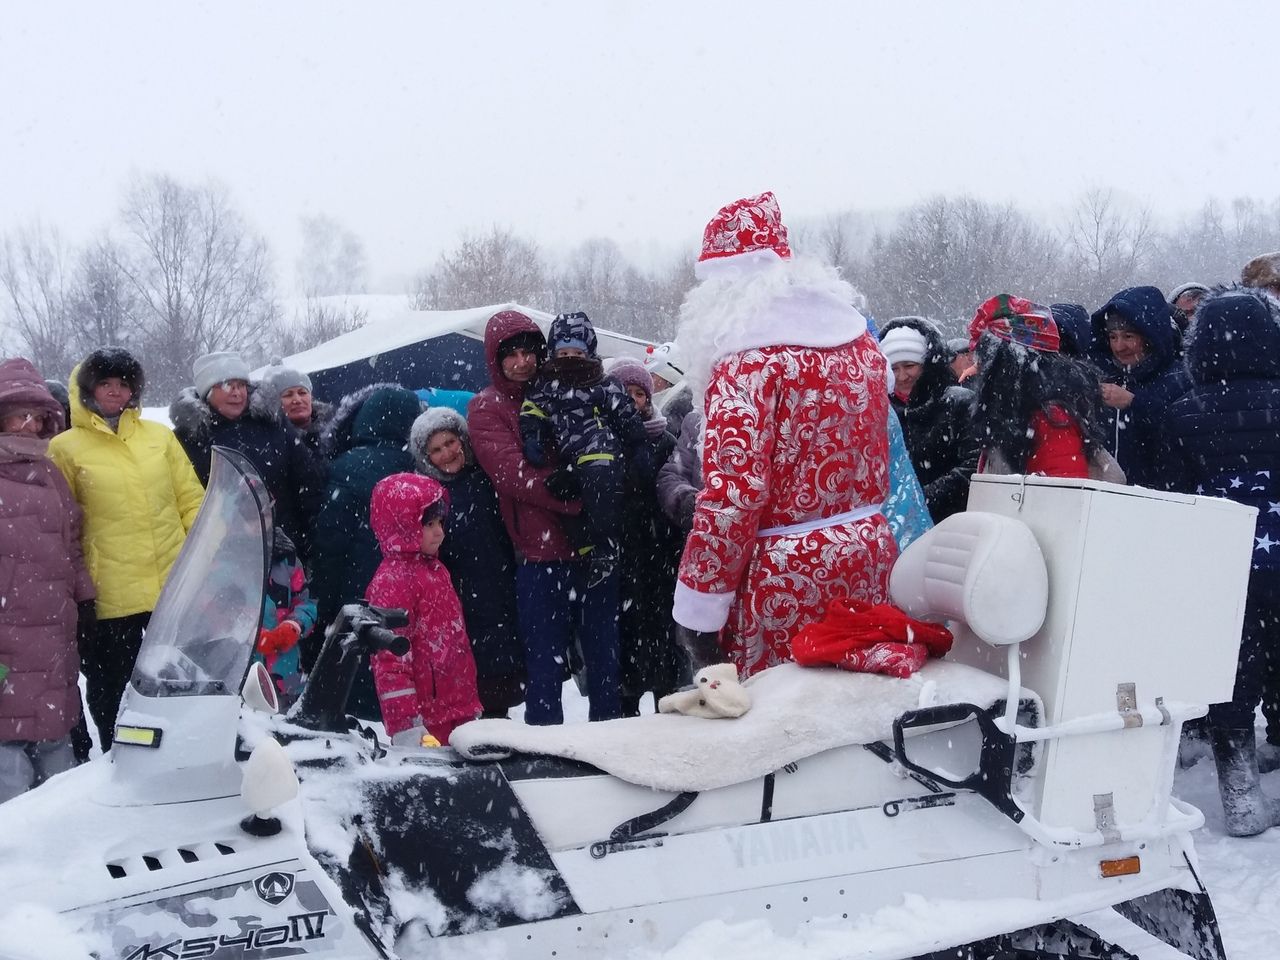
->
<box><xmin>0</xmin><ymin>456</ymin><xmax>1253</xmax><ymax>960</ymax></box>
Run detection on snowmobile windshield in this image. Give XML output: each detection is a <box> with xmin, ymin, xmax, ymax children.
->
<box><xmin>130</xmin><ymin>447</ymin><xmax>272</xmax><ymax>699</ymax></box>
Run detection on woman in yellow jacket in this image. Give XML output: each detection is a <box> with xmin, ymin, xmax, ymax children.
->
<box><xmin>49</xmin><ymin>349</ymin><xmax>204</xmax><ymax>749</ymax></box>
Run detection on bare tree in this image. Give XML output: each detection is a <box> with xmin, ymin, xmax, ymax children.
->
<box><xmin>296</xmin><ymin>213</ymin><xmax>368</xmax><ymax>296</ymax></box>
<box><xmin>116</xmin><ymin>174</ymin><xmax>278</xmax><ymax>399</ymax></box>
<box><xmin>1063</xmin><ymin>188</ymin><xmax>1154</xmax><ymax>305</ymax></box>
<box><xmin>0</xmin><ymin>223</ymin><xmax>76</xmax><ymax>380</ymax></box>
<box><xmin>643</xmin><ymin>254</ymin><xmax>697</xmax><ymax>342</ymax></box>
<box><xmin>856</xmin><ymin>196</ymin><xmax>1064</xmax><ymax>330</ymax></box>
<box><xmin>1152</xmin><ymin>197</ymin><xmax>1280</xmax><ymax>290</ymax></box>
<box><xmin>411</xmin><ymin>227</ymin><xmax>548</xmax><ymax>310</ymax></box>
<box><xmin>552</xmin><ymin>238</ymin><xmax>637</xmax><ymax>327</ymax></box>
<box><xmin>67</xmin><ymin>235</ymin><xmax>138</xmax><ymax>360</ymax></box>
<box><xmin>274</xmin><ymin>296</ymin><xmax>368</xmax><ymax>357</ymax></box>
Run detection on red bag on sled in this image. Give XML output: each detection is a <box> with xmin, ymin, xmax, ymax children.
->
<box><xmin>791</xmin><ymin>597</ymin><xmax>953</xmax><ymax>679</ymax></box>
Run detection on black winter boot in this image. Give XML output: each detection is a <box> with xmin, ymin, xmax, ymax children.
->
<box><xmin>1210</xmin><ymin>726</ymin><xmax>1280</xmax><ymax>837</ymax></box>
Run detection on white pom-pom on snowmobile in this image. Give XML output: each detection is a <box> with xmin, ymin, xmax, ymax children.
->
<box><xmin>0</xmin><ymin>453</ymin><xmax>1252</xmax><ymax>959</ymax></box>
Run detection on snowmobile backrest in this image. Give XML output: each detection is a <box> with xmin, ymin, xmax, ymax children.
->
<box><xmin>889</xmin><ymin>511</ymin><xmax>1048</xmax><ymax>647</ymax></box>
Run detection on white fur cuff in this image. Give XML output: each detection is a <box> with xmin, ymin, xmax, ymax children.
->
<box><xmin>672</xmin><ymin>581</ymin><xmax>734</xmax><ymax>632</ymax></box>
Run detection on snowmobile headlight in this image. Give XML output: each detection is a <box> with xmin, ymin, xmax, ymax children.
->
<box><xmin>1099</xmin><ymin>856</ymin><xmax>1141</xmax><ymax>878</ymax></box>
<box><xmin>114</xmin><ymin>724</ymin><xmax>163</xmax><ymax>748</ymax></box>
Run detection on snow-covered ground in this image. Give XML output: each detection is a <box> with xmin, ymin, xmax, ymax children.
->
<box><xmin>0</xmin><ymin>684</ymin><xmax>1275</xmax><ymax>959</ymax></box>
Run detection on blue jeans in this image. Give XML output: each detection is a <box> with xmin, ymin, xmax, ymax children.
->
<box><xmin>515</xmin><ymin>560</ymin><xmax>622</xmax><ymax>724</ymax></box>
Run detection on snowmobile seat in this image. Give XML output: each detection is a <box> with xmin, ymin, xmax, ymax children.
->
<box><xmin>889</xmin><ymin>510</ymin><xmax>1048</xmax><ymax>648</ymax></box>
<box><xmin>451</xmin><ymin>660</ymin><xmax>1018</xmax><ymax>793</ymax></box>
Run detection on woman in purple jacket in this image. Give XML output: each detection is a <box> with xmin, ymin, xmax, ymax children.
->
<box><xmin>0</xmin><ymin>359</ymin><xmax>95</xmax><ymax>803</ymax></box>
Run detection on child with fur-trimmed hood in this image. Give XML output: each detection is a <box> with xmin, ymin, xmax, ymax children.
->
<box><xmin>367</xmin><ymin>472</ymin><xmax>481</xmax><ymax>746</ymax></box>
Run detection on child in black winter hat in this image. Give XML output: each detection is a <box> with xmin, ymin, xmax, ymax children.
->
<box><xmin>519</xmin><ymin>312</ymin><xmax>648</xmax><ymax>581</ymax></box>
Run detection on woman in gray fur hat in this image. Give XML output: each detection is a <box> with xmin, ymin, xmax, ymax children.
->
<box><xmin>411</xmin><ymin>407</ymin><xmax>525</xmax><ymax>717</ymax></box>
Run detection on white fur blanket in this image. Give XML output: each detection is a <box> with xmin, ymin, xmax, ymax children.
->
<box><xmin>450</xmin><ymin>661</ymin><xmax>1021</xmax><ymax>793</ymax></box>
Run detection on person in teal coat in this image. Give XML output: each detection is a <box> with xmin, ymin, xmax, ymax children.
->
<box><xmin>306</xmin><ymin>383</ymin><xmax>421</xmax><ymax>718</ymax></box>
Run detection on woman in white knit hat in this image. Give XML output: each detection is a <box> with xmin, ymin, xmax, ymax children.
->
<box><xmin>877</xmin><ymin>316</ymin><xmax>979</xmax><ymax>523</ymax></box>
<box><xmin>170</xmin><ymin>351</ymin><xmax>326</xmax><ymax>558</ymax></box>
<box><xmin>643</xmin><ymin>341</ymin><xmax>693</xmax><ymax>436</ymax></box>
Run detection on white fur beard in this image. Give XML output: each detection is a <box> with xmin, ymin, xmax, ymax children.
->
<box><xmin>675</xmin><ymin>255</ymin><xmax>867</xmax><ymax>410</ymax></box>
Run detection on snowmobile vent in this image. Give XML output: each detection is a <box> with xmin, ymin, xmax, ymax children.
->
<box><xmin>104</xmin><ymin>841</ymin><xmax>238</xmax><ymax>878</ymax></box>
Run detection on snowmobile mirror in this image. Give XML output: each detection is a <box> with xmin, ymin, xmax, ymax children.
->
<box><xmin>240</xmin><ymin>737</ymin><xmax>299</xmax><ymax>837</ymax></box>
<box><xmin>241</xmin><ymin>661</ymin><xmax>280</xmax><ymax>714</ymax></box>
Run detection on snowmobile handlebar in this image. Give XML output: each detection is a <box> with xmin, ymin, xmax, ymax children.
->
<box><xmin>289</xmin><ymin>601</ymin><xmax>410</xmax><ymax>732</ymax></box>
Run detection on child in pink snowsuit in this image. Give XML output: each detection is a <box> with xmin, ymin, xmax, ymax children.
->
<box><xmin>367</xmin><ymin>473</ymin><xmax>481</xmax><ymax>746</ymax></box>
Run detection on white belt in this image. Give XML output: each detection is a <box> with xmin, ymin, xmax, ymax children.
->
<box><xmin>757</xmin><ymin>503</ymin><xmax>882</xmax><ymax>538</ymax></box>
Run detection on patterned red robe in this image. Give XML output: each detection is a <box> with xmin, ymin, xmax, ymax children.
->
<box><xmin>674</xmin><ymin>335</ymin><xmax>898</xmax><ymax>676</ymax></box>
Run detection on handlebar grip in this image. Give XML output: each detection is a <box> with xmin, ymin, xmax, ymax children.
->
<box><xmin>386</xmin><ymin>635</ymin><xmax>410</xmax><ymax>657</ymax></box>
<box><xmin>363</xmin><ymin>624</ymin><xmax>409</xmax><ymax>656</ymax></box>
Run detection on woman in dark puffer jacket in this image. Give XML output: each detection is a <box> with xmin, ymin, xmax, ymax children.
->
<box><xmin>307</xmin><ymin>383</ymin><xmax>421</xmax><ymax>719</ymax></box>
<box><xmin>878</xmin><ymin>316</ymin><xmax>979</xmax><ymax>522</ymax></box>
<box><xmin>0</xmin><ymin>359</ymin><xmax>95</xmax><ymax>802</ymax></box>
<box><xmin>1090</xmin><ymin>286</ymin><xmax>1189</xmax><ymax>489</ymax></box>
<box><xmin>1162</xmin><ymin>286</ymin><xmax>1280</xmax><ymax>837</ymax></box>
<box><xmin>410</xmin><ymin>407</ymin><xmax>526</xmax><ymax>718</ymax></box>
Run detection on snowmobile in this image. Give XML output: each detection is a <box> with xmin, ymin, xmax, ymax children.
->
<box><xmin>0</xmin><ymin>450</ymin><xmax>1255</xmax><ymax>960</ymax></box>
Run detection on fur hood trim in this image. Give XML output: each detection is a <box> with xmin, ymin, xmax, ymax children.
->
<box><xmin>409</xmin><ymin>407</ymin><xmax>474</xmax><ymax>479</ymax></box>
<box><xmin>168</xmin><ymin>383</ymin><xmax>276</xmax><ymax>442</ymax></box>
<box><xmin>76</xmin><ymin>348</ymin><xmax>145</xmax><ymax>413</ymax></box>
<box><xmin>320</xmin><ymin>381</ymin><xmax>413</xmax><ymax>458</ymax></box>
<box><xmin>880</xmin><ymin>315</ymin><xmax>956</xmax><ymax>406</ymax></box>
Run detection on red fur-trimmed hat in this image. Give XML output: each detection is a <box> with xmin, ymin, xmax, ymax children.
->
<box><xmin>968</xmin><ymin>294</ymin><xmax>1060</xmax><ymax>353</ymax></box>
<box><xmin>697</xmin><ymin>191</ymin><xmax>792</xmax><ymax>269</ymax></box>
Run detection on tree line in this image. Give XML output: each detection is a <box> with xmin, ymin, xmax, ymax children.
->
<box><xmin>411</xmin><ymin>189</ymin><xmax>1280</xmax><ymax>343</ymax></box>
<box><xmin>6</xmin><ymin>172</ymin><xmax>1280</xmax><ymax>403</ymax></box>
<box><xmin>0</xmin><ymin>174</ymin><xmax>371</xmax><ymax>399</ymax></box>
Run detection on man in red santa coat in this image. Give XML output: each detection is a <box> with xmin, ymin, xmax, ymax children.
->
<box><xmin>672</xmin><ymin>191</ymin><xmax>899</xmax><ymax>678</ymax></box>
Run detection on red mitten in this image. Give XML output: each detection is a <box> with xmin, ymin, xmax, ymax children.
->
<box><xmin>257</xmin><ymin>620</ymin><xmax>302</xmax><ymax>658</ymax></box>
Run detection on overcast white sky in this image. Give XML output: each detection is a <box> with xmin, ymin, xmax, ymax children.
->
<box><xmin>2</xmin><ymin>1</ymin><xmax>1274</xmax><ymax>293</ymax></box>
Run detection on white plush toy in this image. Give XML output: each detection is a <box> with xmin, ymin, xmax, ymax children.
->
<box><xmin>658</xmin><ymin>663</ymin><xmax>751</xmax><ymax>719</ymax></box>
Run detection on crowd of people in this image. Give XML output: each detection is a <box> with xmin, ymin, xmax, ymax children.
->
<box><xmin>2</xmin><ymin>191</ymin><xmax>1280</xmax><ymax>840</ymax></box>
